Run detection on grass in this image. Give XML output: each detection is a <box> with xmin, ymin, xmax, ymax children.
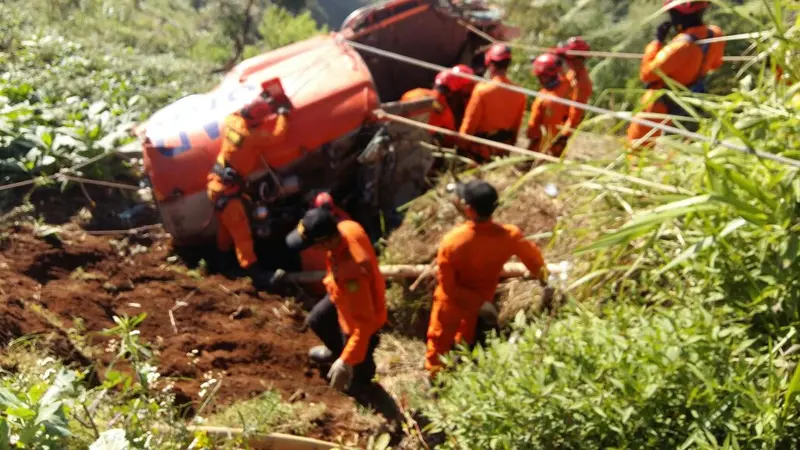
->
<box><xmin>206</xmin><ymin>390</ymin><xmax>327</xmax><ymax>436</ymax></box>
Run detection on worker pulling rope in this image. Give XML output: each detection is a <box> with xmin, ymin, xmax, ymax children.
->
<box><xmin>374</xmin><ymin>110</ymin><xmax>692</xmax><ymax>195</ymax></box>
<box><xmin>457</xmin><ymin>20</ymin><xmax>769</xmax><ymax>63</ymax></box>
<box><xmin>343</xmin><ymin>38</ymin><xmax>800</xmax><ymax>169</ymax></box>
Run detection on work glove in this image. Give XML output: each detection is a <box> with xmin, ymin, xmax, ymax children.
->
<box><xmin>327</xmin><ymin>358</ymin><xmax>354</xmax><ymax>392</ymax></box>
<box><xmin>656</xmin><ymin>21</ymin><xmax>673</xmax><ymax>43</ymax></box>
<box><xmin>539</xmin><ymin>264</ymin><xmax>550</xmax><ymax>285</ymax></box>
<box><xmin>478</xmin><ymin>301</ymin><xmax>499</xmax><ymax>328</ymax></box>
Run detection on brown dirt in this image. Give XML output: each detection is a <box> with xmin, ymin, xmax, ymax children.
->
<box><xmin>0</xmin><ymin>214</ymin><xmax>373</xmax><ymax>440</ymax></box>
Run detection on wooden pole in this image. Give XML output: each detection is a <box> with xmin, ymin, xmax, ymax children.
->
<box><xmin>185</xmin><ymin>426</ymin><xmax>337</xmax><ymax>450</ymax></box>
<box><xmin>284</xmin><ymin>262</ymin><xmax>564</xmax><ymax>284</ymax></box>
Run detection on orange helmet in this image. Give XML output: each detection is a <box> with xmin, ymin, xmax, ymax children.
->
<box><xmin>557</xmin><ymin>36</ymin><xmax>590</xmax><ymax>58</ymax></box>
<box><xmin>532</xmin><ymin>53</ymin><xmax>562</xmax><ymax>78</ymax></box>
<box><xmin>484</xmin><ymin>43</ymin><xmax>512</xmax><ymax>66</ymax></box>
<box><xmin>663</xmin><ymin>0</ymin><xmax>710</xmax><ymax>14</ymax></box>
<box><xmin>435</xmin><ymin>64</ymin><xmax>476</xmax><ymax>92</ymax></box>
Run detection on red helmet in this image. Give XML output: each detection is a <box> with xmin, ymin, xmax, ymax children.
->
<box><xmin>532</xmin><ymin>53</ymin><xmax>562</xmax><ymax>78</ymax></box>
<box><xmin>484</xmin><ymin>43</ymin><xmax>512</xmax><ymax>66</ymax></box>
<box><xmin>663</xmin><ymin>0</ymin><xmax>710</xmax><ymax>14</ymax></box>
<box><xmin>240</xmin><ymin>96</ymin><xmax>273</xmax><ymax>126</ymax></box>
<box><xmin>312</xmin><ymin>192</ymin><xmax>335</xmax><ymax>208</ymax></box>
<box><xmin>435</xmin><ymin>64</ymin><xmax>476</xmax><ymax>92</ymax></box>
<box><xmin>558</xmin><ymin>36</ymin><xmax>590</xmax><ymax>57</ymax></box>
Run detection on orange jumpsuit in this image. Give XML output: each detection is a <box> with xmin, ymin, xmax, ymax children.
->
<box><xmin>400</xmin><ymin>88</ymin><xmax>457</xmax><ymax>146</ymax></box>
<box><xmin>564</xmin><ymin>62</ymin><xmax>593</xmax><ymax>131</ymax></box>
<box><xmin>526</xmin><ymin>75</ymin><xmax>579</xmax><ymax>157</ymax></box>
<box><xmin>425</xmin><ymin>220</ymin><xmax>545</xmax><ymax>374</ymax></box>
<box><xmin>207</xmin><ymin>113</ymin><xmax>289</xmax><ymax>269</ymax></box>
<box><xmin>459</xmin><ymin>75</ymin><xmax>527</xmax><ymax>160</ymax></box>
<box><xmin>323</xmin><ymin>220</ymin><xmax>387</xmax><ymax>365</ymax></box>
<box><xmin>626</xmin><ymin>25</ymin><xmax>725</xmax><ymax>149</ymax></box>
<box><xmin>300</xmin><ymin>208</ymin><xmax>351</xmax><ymax>295</ymax></box>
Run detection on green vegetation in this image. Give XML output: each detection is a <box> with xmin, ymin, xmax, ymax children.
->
<box><xmin>0</xmin><ymin>0</ymin><xmax>326</xmax><ymax>192</ymax></box>
<box><xmin>428</xmin><ymin>302</ymin><xmax>800</xmax><ymax>448</ymax></box>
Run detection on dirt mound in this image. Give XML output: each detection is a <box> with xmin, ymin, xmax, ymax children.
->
<box><xmin>0</xmin><ymin>227</ymin><xmax>363</xmax><ymax>439</ymax></box>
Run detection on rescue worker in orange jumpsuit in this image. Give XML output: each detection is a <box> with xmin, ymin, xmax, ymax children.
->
<box><xmin>626</xmin><ymin>0</ymin><xmax>725</xmax><ymax>149</ymax></box>
<box><xmin>556</xmin><ymin>36</ymin><xmax>594</xmax><ymax>132</ymax></box>
<box><xmin>400</xmin><ymin>65</ymin><xmax>476</xmax><ymax>146</ymax></box>
<box><xmin>459</xmin><ymin>44</ymin><xmax>527</xmax><ymax>162</ymax></box>
<box><xmin>207</xmin><ymin>89</ymin><xmax>290</xmax><ymax>289</ymax></box>
<box><xmin>299</xmin><ymin>192</ymin><xmax>352</xmax><ymax>296</ymax></box>
<box><xmin>527</xmin><ymin>53</ymin><xmax>578</xmax><ymax>157</ymax></box>
<box><xmin>286</xmin><ymin>207</ymin><xmax>387</xmax><ymax>393</ymax></box>
<box><xmin>425</xmin><ymin>180</ymin><xmax>548</xmax><ymax>376</ymax></box>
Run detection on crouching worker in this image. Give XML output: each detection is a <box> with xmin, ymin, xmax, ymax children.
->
<box><xmin>286</xmin><ymin>207</ymin><xmax>387</xmax><ymax>393</ymax></box>
<box><xmin>207</xmin><ymin>87</ymin><xmax>290</xmax><ymax>290</ymax></box>
<box><xmin>425</xmin><ymin>180</ymin><xmax>548</xmax><ymax>377</ymax></box>
<box><xmin>400</xmin><ymin>65</ymin><xmax>476</xmax><ymax>147</ymax></box>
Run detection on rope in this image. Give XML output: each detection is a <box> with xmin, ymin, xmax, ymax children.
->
<box><xmin>375</xmin><ymin>110</ymin><xmax>694</xmax><ymax>195</ymax></box>
<box><xmin>57</xmin><ymin>175</ymin><xmax>140</xmax><ymax>191</ymax></box>
<box><xmin>344</xmin><ymin>39</ymin><xmax>800</xmax><ymax>169</ymax></box>
<box><xmin>0</xmin><ymin>151</ymin><xmax>120</xmax><ymax>192</ymax></box>
<box><xmin>82</xmin><ymin>224</ymin><xmax>163</xmax><ymax>236</ymax></box>
<box><xmin>459</xmin><ymin>20</ymin><xmax>761</xmax><ymax>63</ymax></box>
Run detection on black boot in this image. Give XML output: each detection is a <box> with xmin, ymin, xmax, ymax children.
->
<box><xmin>308</xmin><ymin>345</ymin><xmax>335</xmax><ymax>364</ymax></box>
<box><xmin>247</xmin><ymin>264</ymin><xmax>283</xmax><ymax>291</ymax></box>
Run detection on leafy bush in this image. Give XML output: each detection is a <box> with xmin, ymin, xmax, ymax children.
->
<box><xmin>244</xmin><ymin>4</ymin><xmax>328</xmax><ymax>57</ymax></box>
<box><xmin>427</xmin><ymin>302</ymin><xmax>800</xmax><ymax>449</ymax></box>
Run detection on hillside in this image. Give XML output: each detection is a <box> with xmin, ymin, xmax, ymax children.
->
<box><xmin>1</xmin><ymin>0</ymin><xmax>799</xmax><ymax>448</ymax></box>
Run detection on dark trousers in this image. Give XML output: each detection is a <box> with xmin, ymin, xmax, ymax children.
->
<box><xmin>306</xmin><ymin>295</ymin><xmax>381</xmax><ymax>386</ymax></box>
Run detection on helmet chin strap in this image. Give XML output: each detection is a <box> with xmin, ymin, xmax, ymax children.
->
<box><xmin>542</xmin><ymin>76</ymin><xmax>560</xmax><ymax>90</ymax></box>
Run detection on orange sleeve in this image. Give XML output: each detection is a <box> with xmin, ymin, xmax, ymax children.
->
<box><xmin>459</xmin><ymin>88</ymin><xmax>483</xmax><ymax>136</ymax></box>
<box><xmin>566</xmin><ymin>70</ymin><xmax>592</xmax><ymax>130</ymax></box>
<box><xmin>642</xmin><ymin>40</ymin><xmax>693</xmax><ymax>85</ymax></box>
<box><xmin>707</xmin><ymin>26</ymin><xmax>725</xmax><ymax>72</ymax></box>
<box><xmin>340</xmin><ymin>296</ymin><xmax>375</xmax><ymax>366</ymax></box>
<box><xmin>640</xmin><ymin>40</ymin><xmax>671</xmax><ymax>83</ymax></box>
<box><xmin>430</xmin><ymin>104</ymin><xmax>456</xmax><ymax>131</ymax></box>
<box><xmin>216</xmin><ymin>115</ymin><xmax>250</xmax><ymax>166</ymax></box>
<box><xmin>271</xmin><ymin>113</ymin><xmax>289</xmax><ymax>141</ymax></box>
<box><xmin>336</xmin><ymin>224</ymin><xmax>380</xmax><ymax>365</ymax></box>
<box><xmin>338</xmin><ymin>284</ymin><xmax>377</xmax><ymax>365</ymax></box>
<box><xmin>436</xmin><ymin>235</ymin><xmax>485</xmax><ymax>309</ymax></box>
<box><xmin>564</xmin><ymin>81</ymin><xmax>583</xmax><ymax>133</ymax></box>
<box><xmin>526</xmin><ymin>98</ymin><xmax>544</xmax><ymax>141</ymax></box>
<box><xmin>507</xmin><ymin>226</ymin><xmax>545</xmax><ymax>279</ymax></box>
<box><xmin>511</xmin><ymin>94</ymin><xmax>526</xmax><ymax>141</ymax></box>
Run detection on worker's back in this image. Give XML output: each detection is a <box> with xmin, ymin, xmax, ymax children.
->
<box><xmin>640</xmin><ymin>24</ymin><xmax>725</xmax><ymax>89</ymax></box>
<box><xmin>435</xmin><ymin>220</ymin><xmax>534</xmax><ymax>307</ymax></box>
<box><xmin>325</xmin><ymin>220</ymin><xmax>387</xmax><ymax>335</ymax></box>
<box><xmin>566</xmin><ymin>65</ymin><xmax>592</xmax><ymax>105</ymax></box>
<box><xmin>528</xmin><ymin>76</ymin><xmax>575</xmax><ymax>146</ymax></box>
<box><xmin>216</xmin><ymin>113</ymin><xmax>289</xmax><ymax>176</ymax></box>
<box><xmin>460</xmin><ymin>75</ymin><xmax>527</xmax><ymax>137</ymax></box>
